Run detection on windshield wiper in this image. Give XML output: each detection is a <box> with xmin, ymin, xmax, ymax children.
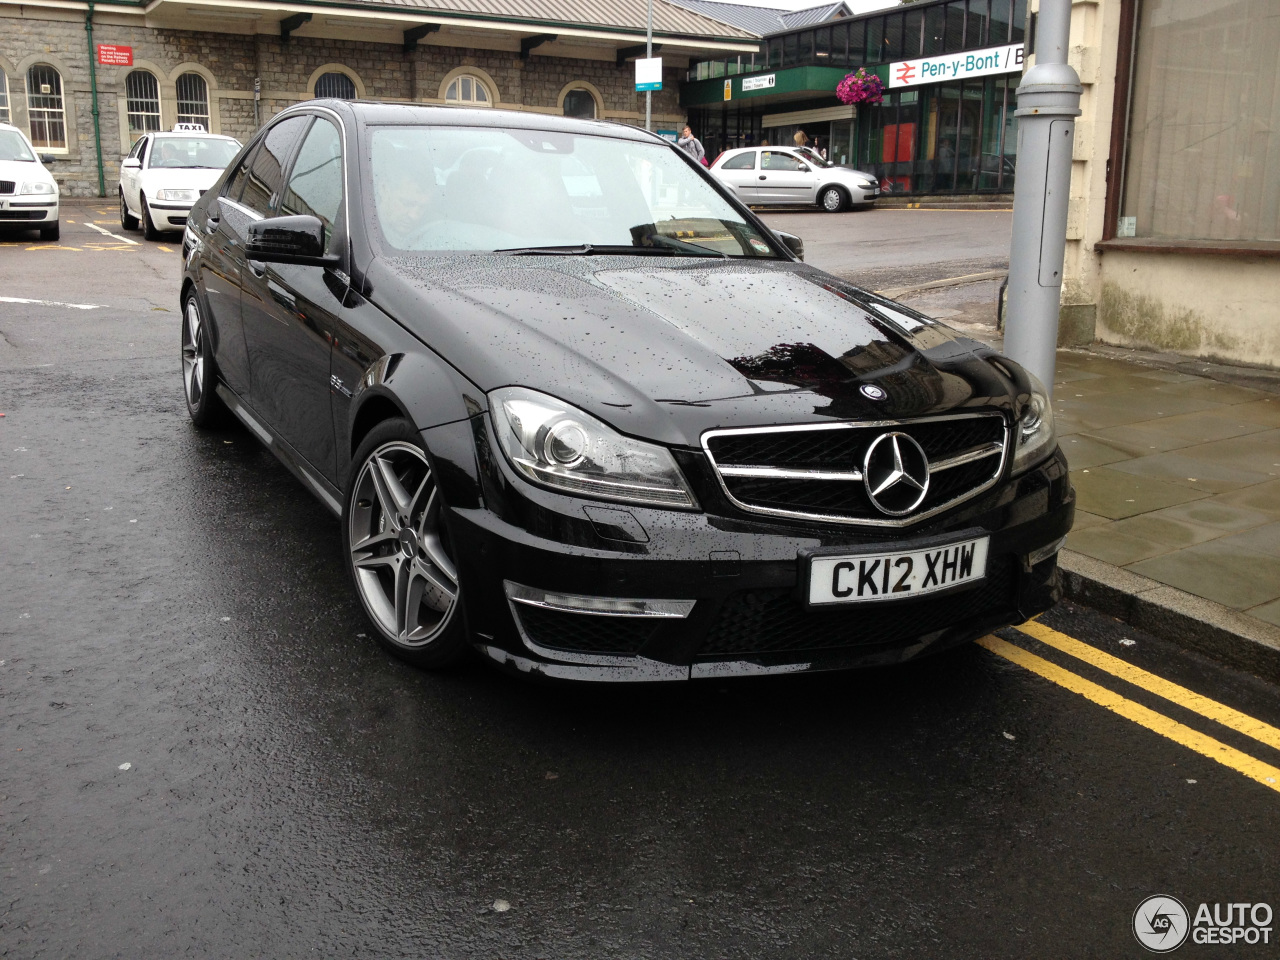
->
<box><xmin>495</xmin><ymin>243</ymin><xmax>723</xmax><ymax>258</ymax></box>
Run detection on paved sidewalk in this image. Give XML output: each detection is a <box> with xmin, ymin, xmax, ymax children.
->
<box><xmin>894</xmin><ymin>280</ymin><xmax>1280</xmax><ymax>634</ymax></box>
<box><xmin>1053</xmin><ymin>352</ymin><xmax>1280</xmax><ymax>627</ymax></box>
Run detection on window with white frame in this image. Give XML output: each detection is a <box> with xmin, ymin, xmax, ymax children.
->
<box><xmin>445</xmin><ymin>75</ymin><xmax>489</xmax><ymax>106</ymax></box>
<box><xmin>0</xmin><ymin>73</ymin><xmax>10</xmax><ymax>124</ymax></box>
<box><xmin>176</xmin><ymin>72</ymin><xmax>210</xmax><ymax>129</ymax></box>
<box><xmin>314</xmin><ymin>71</ymin><xmax>357</xmax><ymax>100</ymax></box>
<box><xmin>125</xmin><ymin>70</ymin><xmax>161</xmax><ymax>137</ymax></box>
<box><xmin>26</xmin><ymin>64</ymin><xmax>66</xmax><ymax>149</ymax></box>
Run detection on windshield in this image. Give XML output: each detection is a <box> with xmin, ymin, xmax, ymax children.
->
<box><xmin>369</xmin><ymin>126</ymin><xmax>779</xmax><ymax>258</ymax></box>
<box><xmin>795</xmin><ymin>147</ymin><xmax>835</xmax><ymax>169</ymax></box>
<box><xmin>0</xmin><ymin>130</ymin><xmax>37</xmax><ymax>162</ymax></box>
<box><xmin>148</xmin><ymin>137</ymin><xmax>241</xmax><ymax>169</ymax></box>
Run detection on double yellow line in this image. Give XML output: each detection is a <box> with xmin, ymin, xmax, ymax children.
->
<box><xmin>979</xmin><ymin>622</ymin><xmax>1280</xmax><ymax>795</ymax></box>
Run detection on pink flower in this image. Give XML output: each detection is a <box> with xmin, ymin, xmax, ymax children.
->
<box><xmin>836</xmin><ymin>68</ymin><xmax>884</xmax><ymax>106</ymax></box>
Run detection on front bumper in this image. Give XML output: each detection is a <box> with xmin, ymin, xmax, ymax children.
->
<box><xmin>147</xmin><ymin>199</ymin><xmax>193</xmax><ymax>228</ymax></box>
<box><xmin>429</xmin><ymin>417</ymin><xmax>1073</xmax><ymax>682</ymax></box>
<box><xmin>0</xmin><ymin>197</ymin><xmax>58</xmax><ymax>224</ymax></box>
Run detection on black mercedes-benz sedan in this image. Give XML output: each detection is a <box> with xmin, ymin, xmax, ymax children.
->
<box><xmin>179</xmin><ymin>100</ymin><xmax>1073</xmax><ymax>681</ymax></box>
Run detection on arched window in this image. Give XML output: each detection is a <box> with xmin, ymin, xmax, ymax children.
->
<box><xmin>26</xmin><ymin>65</ymin><xmax>65</xmax><ymax>149</ymax></box>
<box><xmin>445</xmin><ymin>75</ymin><xmax>489</xmax><ymax>106</ymax></box>
<box><xmin>314</xmin><ymin>71</ymin><xmax>356</xmax><ymax>100</ymax></box>
<box><xmin>125</xmin><ymin>70</ymin><xmax>161</xmax><ymax>136</ymax></box>
<box><xmin>0</xmin><ymin>73</ymin><xmax>10</xmax><ymax>125</ymax></box>
<box><xmin>175</xmin><ymin>72</ymin><xmax>209</xmax><ymax>130</ymax></box>
<box><xmin>562</xmin><ymin>88</ymin><xmax>596</xmax><ymax>119</ymax></box>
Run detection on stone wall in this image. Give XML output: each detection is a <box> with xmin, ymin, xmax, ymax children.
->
<box><xmin>0</xmin><ymin>9</ymin><xmax>688</xmax><ymax>196</ymax></box>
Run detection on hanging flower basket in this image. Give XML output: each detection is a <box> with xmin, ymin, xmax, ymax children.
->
<box><xmin>836</xmin><ymin>68</ymin><xmax>884</xmax><ymax>106</ymax></box>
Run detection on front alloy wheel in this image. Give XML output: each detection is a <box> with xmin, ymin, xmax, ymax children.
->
<box><xmin>345</xmin><ymin>426</ymin><xmax>467</xmax><ymax>667</ymax></box>
<box><xmin>820</xmin><ymin>186</ymin><xmax>845</xmax><ymax>213</ymax></box>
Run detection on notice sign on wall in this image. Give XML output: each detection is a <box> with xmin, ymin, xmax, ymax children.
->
<box><xmin>635</xmin><ymin>57</ymin><xmax>663</xmax><ymax>92</ymax></box>
<box><xmin>888</xmin><ymin>43</ymin><xmax>1022</xmax><ymax>88</ymax></box>
<box><xmin>741</xmin><ymin>74</ymin><xmax>776</xmax><ymax>92</ymax></box>
<box><xmin>97</xmin><ymin>44</ymin><xmax>133</xmax><ymax>66</ymax></box>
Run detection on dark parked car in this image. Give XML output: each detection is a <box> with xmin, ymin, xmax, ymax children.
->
<box><xmin>179</xmin><ymin>101</ymin><xmax>1072</xmax><ymax>681</ymax></box>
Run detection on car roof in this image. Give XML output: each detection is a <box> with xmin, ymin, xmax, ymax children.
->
<box><xmin>148</xmin><ymin>131</ymin><xmax>239</xmax><ymax>140</ymax></box>
<box><xmin>278</xmin><ymin>99</ymin><xmax>669</xmax><ymax>147</ymax></box>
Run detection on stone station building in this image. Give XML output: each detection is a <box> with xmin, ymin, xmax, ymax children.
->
<box><xmin>0</xmin><ymin>0</ymin><xmax>758</xmax><ymax>196</ymax></box>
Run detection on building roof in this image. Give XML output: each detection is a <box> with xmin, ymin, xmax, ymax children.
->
<box><xmin>352</xmin><ymin>0</ymin><xmax>760</xmax><ymax>38</ymax></box>
<box><xmin>663</xmin><ymin>0</ymin><xmax>852</xmax><ymax>37</ymax></box>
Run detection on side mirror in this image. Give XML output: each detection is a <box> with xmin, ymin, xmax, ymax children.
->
<box><xmin>245</xmin><ymin>215</ymin><xmax>339</xmax><ymax>266</ymax></box>
<box><xmin>40</xmin><ymin>154</ymin><xmax>56</xmax><ymax>164</ymax></box>
<box><xmin>121</xmin><ymin>157</ymin><xmax>141</xmax><ymax>169</ymax></box>
<box><xmin>774</xmin><ymin>230</ymin><xmax>804</xmax><ymax>261</ymax></box>
<box><xmin>797</xmin><ymin>163</ymin><xmax>810</xmax><ymax>172</ymax></box>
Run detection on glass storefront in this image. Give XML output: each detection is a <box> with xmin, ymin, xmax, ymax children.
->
<box><xmin>851</xmin><ymin>75</ymin><xmax>1017</xmax><ymax>194</ymax></box>
<box><xmin>682</xmin><ymin>0</ymin><xmax>1027</xmax><ymax>196</ymax></box>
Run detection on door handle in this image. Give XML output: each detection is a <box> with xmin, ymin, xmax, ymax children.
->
<box><xmin>759</xmin><ymin>175</ymin><xmax>767</xmax><ymax>180</ymax></box>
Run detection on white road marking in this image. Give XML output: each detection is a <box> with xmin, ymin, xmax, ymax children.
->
<box><xmin>83</xmin><ymin>221</ymin><xmax>139</xmax><ymax>245</ymax></box>
<box><xmin>0</xmin><ymin>296</ymin><xmax>104</xmax><ymax>310</ymax></box>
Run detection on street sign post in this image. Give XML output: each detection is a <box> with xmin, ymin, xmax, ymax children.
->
<box><xmin>1003</xmin><ymin>0</ymin><xmax>1081</xmax><ymax>398</ymax></box>
<box><xmin>635</xmin><ymin>57</ymin><xmax>663</xmax><ymax>92</ymax></box>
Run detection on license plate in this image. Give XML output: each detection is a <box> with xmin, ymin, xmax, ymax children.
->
<box><xmin>808</xmin><ymin>536</ymin><xmax>989</xmax><ymax>605</ymax></box>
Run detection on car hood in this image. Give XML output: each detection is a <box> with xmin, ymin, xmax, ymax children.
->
<box><xmin>0</xmin><ymin>158</ymin><xmax>55</xmax><ymax>188</ymax></box>
<box><xmin>138</xmin><ymin>167</ymin><xmax>224</xmax><ymax>192</ymax></box>
<box><xmin>368</xmin><ymin>256</ymin><xmax>1021</xmax><ymax>447</ymax></box>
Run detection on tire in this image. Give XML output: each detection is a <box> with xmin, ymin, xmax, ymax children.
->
<box><xmin>181</xmin><ymin>290</ymin><xmax>226</xmax><ymax>427</ymax></box>
<box><xmin>141</xmin><ymin>194</ymin><xmax>160</xmax><ymax>240</ymax></box>
<box><xmin>38</xmin><ymin>221</ymin><xmax>60</xmax><ymax>241</ymax></box>
<box><xmin>819</xmin><ymin>186</ymin><xmax>846</xmax><ymax>213</ymax></box>
<box><xmin>343</xmin><ymin>418</ymin><xmax>469</xmax><ymax>669</ymax></box>
<box><xmin>120</xmin><ymin>190</ymin><xmax>138</xmax><ymax>230</ymax></box>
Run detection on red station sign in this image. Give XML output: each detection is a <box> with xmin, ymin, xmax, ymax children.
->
<box><xmin>97</xmin><ymin>44</ymin><xmax>133</xmax><ymax>66</ymax></box>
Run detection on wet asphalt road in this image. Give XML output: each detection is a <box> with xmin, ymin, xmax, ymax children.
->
<box><xmin>2</xmin><ymin>207</ymin><xmax>1278</xmax><ymax>959</ymax></box>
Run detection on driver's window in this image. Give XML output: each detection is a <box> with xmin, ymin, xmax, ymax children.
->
<box><xmin>281</xmin><ymin>118</ymin><xmax>343</xmax><ymax>251</ymax></box>
<box><xmin>761</xmin><ymin>150</ymin><xmax>803</xmax><ymax>172</ymax></box>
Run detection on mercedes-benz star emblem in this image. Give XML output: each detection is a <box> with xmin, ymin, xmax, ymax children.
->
<box><xmin>860</xmin><ymin>384</ymin><xmax>887</xmax><ymax>401</ymax></box>
<box><xmin>863</xmin><ymin>432</ymin><xmax>930</xmax><ymax>516</ymax></box>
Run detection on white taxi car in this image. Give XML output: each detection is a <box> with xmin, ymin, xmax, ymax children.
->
<box><xmin>710</xmin><ymin>145</ymin><xmax>879</xmax><ymax>212</ymax></box>
<box><xmin>119</xmin><ymin>124</ymin><xmax>241</xmax><ymax>239</ymax></box>
<box><xmin>0</xmin><ymin>122</ymin><xmax>60</xmax><ymax>241</ymax></box>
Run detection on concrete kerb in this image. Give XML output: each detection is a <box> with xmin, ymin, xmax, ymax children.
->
<box><xmin>877</xmin><ymin>269</ymin><xmax>1008</xmax><ymax>300</ymax></box>
<box><xmin>1057</xmin><ymin>550</ymin><xmax>1280</xmax><ymax>683</ymax></box>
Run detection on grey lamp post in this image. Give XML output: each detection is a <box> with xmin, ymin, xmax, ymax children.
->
<box><xmin>1002</xmin><ymin>0</ymin><xmax>1082</xmax><ymax>398</ymax></box>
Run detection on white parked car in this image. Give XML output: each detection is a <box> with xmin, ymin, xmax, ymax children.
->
<box><xmin>119</xmin><ymin>125</ymin><xmax>241</xmax><ymax>239</ymax></box>
<box><xmin>710</xmin><ymin>146</ymin><xmax>879</xmax><ymax>212</ymax></box>
<box><xmin>0</xmin><ymin>122</ymin><xmax>60</xmax><ymax>241</ymax></box>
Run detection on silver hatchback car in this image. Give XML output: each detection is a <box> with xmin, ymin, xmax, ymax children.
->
<box><xmin>710</xmin><ymin>146</ymin><xmax>879</xmax><ymax>212</ymax></box>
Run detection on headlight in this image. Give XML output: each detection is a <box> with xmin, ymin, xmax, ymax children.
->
<box><xmin>1011</xmin><ymin>370</ymin><xmax>1057</xmax><ymax>474</ymax></box>
<box><xmin>156</xmin><ymin>188</ymin><xmax>198</xmax><ymax>202</ymax></box>
<box><xmin>489</xmin><ymin>386</ymin><xmax>697</xmax><ymax>509</ymax></box>
<box><xmin>20</xmin><ymin>181</ymin><xmax>56</xmax><ymax>195</ymax></box>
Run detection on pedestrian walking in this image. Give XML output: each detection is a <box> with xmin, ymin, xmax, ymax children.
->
<box><xmin>677</xmin><ymin>125</ymin><xmax>706</xmax><ymax>165</ymax></box>
<box><xmin>793</xmin><ymin>129</ymin><xmax>809</xmax><ymax>149</ymax></box>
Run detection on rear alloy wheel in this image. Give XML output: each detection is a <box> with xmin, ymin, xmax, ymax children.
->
<box><xmin>120</xmin><ymin>190</ymin><xmax>138</xmax><ymax>230</ymax></box>
<box><xmin>344</xmin><ymin>420</ymin><xmax>468</xmax><ymax>668</ymax></box>
<box><xmin>820</xmin><ymin>186</ymin><xmax>846</xmax><ymax>213</ymax></box>
<box><xmin>141</xmin><ymin>194</ymin><xmax>160</xmax><ymax>240</ymax></box>
<box><xmin>181</xmin><ymin>292</ymin><xmax>225</xmax><ymax>426</ymax></box>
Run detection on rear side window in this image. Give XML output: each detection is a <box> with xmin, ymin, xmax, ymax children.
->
<box><xmin>240</xmin><ymin>115</ymin><xmax>309</xmax><ymax>216</ymax></box>
<box><xmin>721</xmin><ymin>152</ymin><xmax>756</xmax><ymax>171</ymax></box>
<box><xmin>223</xmin><ymin>144</ymin><xmax>258</xmax><ymax>202</ymax></box>
<box><xmin>280</xmin><ymin>117</ymin><xmax>343</xmax><ymax>250</ymax></box>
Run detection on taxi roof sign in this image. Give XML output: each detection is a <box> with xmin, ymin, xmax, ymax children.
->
<box><xmin>173</xmin><ymin>122</ymin><xmax>206</xmax><ymax>132</ymax></box>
